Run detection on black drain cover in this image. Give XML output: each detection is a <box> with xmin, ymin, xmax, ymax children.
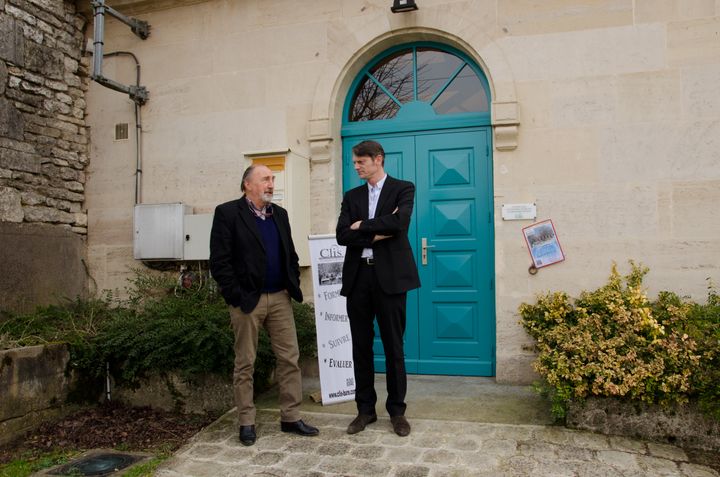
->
<box><xmin>50</xmin><ymin>452</ymin><xmax>144</xmax><ymax>476</ymax></box>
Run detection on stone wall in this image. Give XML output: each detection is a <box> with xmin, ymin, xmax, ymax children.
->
<box><xmin>0</xmin><ymin>344</ymin><xmax>76</xmax><ymax>446</ymax></box>
<box><xmin>112</xmin><ymin>358</ymin><xmax>318</xmax><ymax>415</ymax></box>
<box><xmin>0</xmin><ymin>0</ymin><xmax>90</xmax><ymax>311</ymax></box>
<box><xmin>0</xmin><ymin>0</ymin><xmax>89</xmax><ymax>230</ymax></box>
<box><xmin>113</xmin><ymin>373</ymin><xmax>234</xmax><ymax>416</ymax></box>
<box><xmin>0</xmin><ymin>221</ymin><xmax>87</xmax><ymax>310</ymax></box>
<box><xmin>567</xmin><ymin>398</ymin><xmax>720</xmax><ymax>455</ymax></box>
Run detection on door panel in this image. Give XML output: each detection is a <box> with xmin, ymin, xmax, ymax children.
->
<box><xmin>342</xmin><ymin>128</ymin><xmax>494</xmax><ymax>376</ymax></box>
<box><xmin>415</xmin><ymin>130</ymin><xmax>494</xmax><ymax>376</ymax></box>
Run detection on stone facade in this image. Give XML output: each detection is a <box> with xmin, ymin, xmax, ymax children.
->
<box><xmin>0</xmin><ymin>0</ymin><xmax>89</xmax><ymax>233</ymax></box>
<box><xmin>0</xmin><ymin>344</ymin><xmax>76</xmax><ymax>446</ymax></box>
<box><xmin>567</xmin><ymin>397</ymin><xmax>720</xmax><ymax>457</ymax></box>
<box><xmin>84</xmin><ymin>1</ymin><xmax>720</xmax><ymax>384</ymax></box>
<box><xmin>0</xmin><ymin>0</ymin><xmax>90</xmax><ymax>311</ymax></box>
<box><xmin>0</xmin><ymin>221</ymin><xmax>88</xmax><ymax>311</ymax></box>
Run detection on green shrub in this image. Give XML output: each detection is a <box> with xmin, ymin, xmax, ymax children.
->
<box><xmin>655</xmin><ymin>281</ymin><xmax>720</xmax><ymax>420</ymax></box>
<box><xmin>0</xmin><ymin>270</ymin><xmax>318</xmax><ymax>400</ymax></box>
<box><xmin>89</xmin><ymin>272</ymin><xmax>235</xmax><ymax>387</ymax></box>
<box><xmin>520</xmin><ymin>262</ymin><xmax>702</xmax><ymax>419</ymax></box>
<box><xmin>688</xmin><ymin>285</ymin><xmax>720</xmax><ymax>419</ymax></box>
<box><xmin>0</xmin><ymin>293</ymin><xmax>119</xmax><ymax>351</ymax></box>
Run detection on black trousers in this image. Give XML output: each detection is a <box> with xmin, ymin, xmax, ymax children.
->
<box><xmin>347</xmin><ymin>261</ymin><xmax>408</xmax><ymax>417</ymax></box>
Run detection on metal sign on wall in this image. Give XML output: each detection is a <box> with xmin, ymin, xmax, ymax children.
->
<box><xmin>501</xmin><ymin>203</ymin><xmax>537</xmax><ymax>221</ymax></box>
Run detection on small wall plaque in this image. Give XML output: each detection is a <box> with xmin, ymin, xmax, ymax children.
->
<box><xmin>502</xmin><ymin>203</ymin><xmax>536</xmax><ymax>221</ymax></box>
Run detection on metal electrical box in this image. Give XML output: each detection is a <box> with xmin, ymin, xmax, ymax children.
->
<box><xmin>133</xmin><ymin>203</ymin><xmax>192</xmax><ymax>260</ymax></box>
<box><xmin>183</xmin><ymin>213</ymin><xmax>213</xmax><ymax>260</ymax></box>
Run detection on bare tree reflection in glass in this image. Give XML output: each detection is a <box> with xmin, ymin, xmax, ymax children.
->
<box><xmin>348</xmin><ymin>47</ymin><xmax>488</xmax><ymax>122</ymax></box>
<box><xmin>350</xmin><ymin>49</ymin><xmax>416</xmax><ymax>121</ymax></box>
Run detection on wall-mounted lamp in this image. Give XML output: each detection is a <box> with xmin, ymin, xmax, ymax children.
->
<box><xmin>391</xmin><ymin>0</ymin><xmax>418</xmax><ymax>13</ymax></box>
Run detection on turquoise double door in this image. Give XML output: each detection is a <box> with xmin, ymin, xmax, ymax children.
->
<box><xmin>342</xmin><ymin>128</ymin><xmax>495</xmax><ymax>376</ymax></box>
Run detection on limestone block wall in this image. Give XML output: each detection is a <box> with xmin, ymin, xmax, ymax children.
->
<box><xmin>84</xmin><ymin>0</ymin><xmax>720</xmax><ymax>384</ymax></box>
<box><xmin>0</xmin><ymin>0</ymin><xmax>90</xmax><ymax>311</ymax></box>
<box><xmin>0</xmin><ymin>0</ymin><xmax>89</xmax><ymax>231</ymax></box>
<box><xmin>0</xmin><ymin>344</ymin><xmax>75</xmax><ymax>446</ymax></box>
<box><xmin>567</xmin><ymin>397</ymin><xmax>720</xmax><ymax>456</ymax></box>
<box><xmin>488</xmin><ymin>2</ymin><xmax>720</xmax><ymax>383</ymax></box>
<box><xmin>84</xmin><ymin>0</ymin><xmax>325</xmax><ymax>293</ymax></box>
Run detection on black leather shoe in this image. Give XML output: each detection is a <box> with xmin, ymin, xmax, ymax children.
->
<box><xmin>281</xmin><ymin>420</ymin><xmax>319</xmax><ymax>436</ymax></box>
<box><xmin>391</xmin><ymin>415</ymin><xmax>411</xmax><ymax>437</ymax></box>
<box><xmin>347</xmin><ymin>413</ymin><xmax>377</xmax><ymax>434</ymax></box>
<box><xmin>239</xmin><ymin>425</ymin><xmax>256</xmax><ymax>446</ymax></box>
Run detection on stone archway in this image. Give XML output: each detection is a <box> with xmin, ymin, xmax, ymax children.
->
<box><xmin>306</xmin><ymin>14</ymin><xmax>520</xmax><ymax>236</ymax></box>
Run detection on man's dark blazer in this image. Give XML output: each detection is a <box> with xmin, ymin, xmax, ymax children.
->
<box><xmin>209</xmin><ymin>197</ymin><xmax>302</xmax><ymax>313</ymax></box>
<box><xmin>336</xmin><ymin>175</ymin><xmax>420</xmax><ymax>297</ymax></box>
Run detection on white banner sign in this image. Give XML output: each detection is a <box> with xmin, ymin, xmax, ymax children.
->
<box><xmin>308</xmin><ymin>234</ymin><xmax>355</xmax><ymax>405</ymax></box>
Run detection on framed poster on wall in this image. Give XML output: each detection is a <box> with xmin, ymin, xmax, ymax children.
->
<box><xmin>522</xmin><ymin>219</ymin><xmax>565</xmax><ymax>269</ymax></box>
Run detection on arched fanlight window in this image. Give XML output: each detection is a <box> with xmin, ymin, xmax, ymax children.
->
<box><xmin>349</xmin><ymin>46</ymin><xmax>489</xmax><ymax>122</ymax></box>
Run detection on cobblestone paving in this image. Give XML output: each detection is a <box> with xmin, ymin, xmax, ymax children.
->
<box><xmin>156</xmin><ymin>409</ymin><xmax>719</xmax><ymax>477</ymax></box>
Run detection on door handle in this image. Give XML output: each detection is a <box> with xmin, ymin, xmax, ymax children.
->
<box><xmin>421</xmin><ymin>237</ymin><xmax>435</xmax><ymax>265</ymax></box>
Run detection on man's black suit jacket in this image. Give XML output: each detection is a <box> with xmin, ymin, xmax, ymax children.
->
<box><xmin>209</xmin><ymin>197</ymin><xmax>302</xmax><ymax>313</ymax></box>
<box><xmin>336</xmin><ymin>175</ymin><xmax>420</xmax><ymax>297</ymax></box>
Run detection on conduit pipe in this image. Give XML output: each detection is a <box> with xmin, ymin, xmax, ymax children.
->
<box><xmin>91</xmin><ymin>0</ymin><xmax>150</xmax><ymax>105</ymax></box>
<box><xmin>90</xmin><ymin>1</ymin><xmax>149</xmax><ymax>202</ymax></box>
<box><xmin>102</xmin><ymin>51</ymin><xmax>144</xmax><ymax>204</ymax></box>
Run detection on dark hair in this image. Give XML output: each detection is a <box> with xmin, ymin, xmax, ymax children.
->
<box><xmin>241</xmin><ymin>164</ymin><xmax>256</xmax><ymax>192</ymax></box>
<box><xmin>352</xmin><ymin>140</ymin><xmax>385</xmax><ymax>164</ymax></box>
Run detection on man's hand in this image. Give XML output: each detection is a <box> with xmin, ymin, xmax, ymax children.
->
<box><xmin>372</xmin><ymin>234</ymin><xmax>392</xmax><ymax>243</ymax></box>
<box><xmin>350</xmin><ymin>220</ymin><xmax>362</xmax><ymax>230</ymax></box>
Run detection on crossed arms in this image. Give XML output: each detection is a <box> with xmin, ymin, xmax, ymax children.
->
<box><xmin>336</xmin><ymin>181</ymin><xmax>415</xmax><ymax>248</ymax></box>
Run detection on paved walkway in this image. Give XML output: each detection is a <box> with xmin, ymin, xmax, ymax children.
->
<box><xmin>156</xmin><ymin>376</ymin><xmax>719</xmax><ymax>477</ymax></box>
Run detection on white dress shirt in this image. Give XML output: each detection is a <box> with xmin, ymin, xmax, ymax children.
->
<box><xmin>361</xmin><ymin>174</ymin><xmax>387</xmax><ymax>259</ymax></box>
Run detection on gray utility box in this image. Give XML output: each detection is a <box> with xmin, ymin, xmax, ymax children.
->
<box><xmin>184</xmin><ymin>213</ymin><xmax>214</xmax><ymax>260</ymax></box>
<box><xmin>133</xmin><ymin>203</ymin><xmax>213</xmax><ymax>260</ymax></box>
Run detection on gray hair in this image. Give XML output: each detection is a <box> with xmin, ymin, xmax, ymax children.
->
<box><xmin>241</xmin><ymin>164</ymin><xmax>257</xmax><ymax>192</ymax></box>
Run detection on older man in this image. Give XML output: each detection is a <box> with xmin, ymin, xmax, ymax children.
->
<box><xmin>210</xmin><ymin>164</ymin><xmax>318</xmax><ymax>446</ymax></box>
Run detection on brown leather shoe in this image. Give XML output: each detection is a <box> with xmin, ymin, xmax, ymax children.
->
<box><xmin>346</xmin><ymin>413</ymin><xmax>377</xmax><ymax>434</ymax></box>
<box><xmin>391</xmin><ymin>415</ymin><xmax>411</xmax><ymax>436</ymax></box>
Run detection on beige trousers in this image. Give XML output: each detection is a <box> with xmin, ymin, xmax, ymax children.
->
<box><xmin>229</xmin><ymin>291</ymin><xmax>302</xmax><ymax>426</ymax></box>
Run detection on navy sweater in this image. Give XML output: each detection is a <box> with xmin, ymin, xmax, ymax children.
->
<box><xmin>255</xmin><ymin>216</ymin><xmax>284</xmax><ymax>292</ymax></box>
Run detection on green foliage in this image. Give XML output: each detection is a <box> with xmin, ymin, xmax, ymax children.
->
<box><xmin>0</xmin><ymin>292</ymin><xmax>119</xmax><ymax>351</ymax></box>
<box><xmin>293</xmin><ymin>296</ymin><xmax>318</xmax><ymax>359</ymax></box>
<box><xmin>0</xmin><ymin>450</ymin><xmax>78</xmax><ymax>477</ymax></box>
<box><xmin>655</xmin><ymin>279</ymin><xmax>720</xmax><ymax>420</ymax></box>
<box><xmin>93</xmin><ymin>273</ymin><xmax>235</xmax><ymax>387</ymax></box>
<box><xmin>0</xmin><ymin>449</ymin><xmax>165</xmax><ymax>477</ymax></box>
<box><xmin>520</xmin><ymin>262</ymin><xmax>709</xmax><ymax>419</ymax></box>
<box><xmin>0</xmin><ymin>270</ymin><xmax>318</xmax><ymax>399</ymax></box>
<box><xmin>120</xmin><ymin>456</ymin><xmax>169</xmax><ymax>477</ymax></box>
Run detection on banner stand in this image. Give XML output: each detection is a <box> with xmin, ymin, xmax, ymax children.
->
<box><xmin>308</xmin><ymin>234</ymin><xmax>355</xmax><ymax>405</ymax></box>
